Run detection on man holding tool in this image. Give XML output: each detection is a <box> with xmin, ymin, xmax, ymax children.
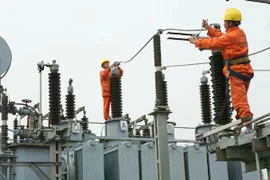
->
<box><xmin>188</xmin><ymin>8</ymin><xmax>254</xmax><ymax>134</ymax></box>
<box><xmin>100</xmin><ymin>58</ymin><xmax>124</xmax><ymax>120</ymax></box>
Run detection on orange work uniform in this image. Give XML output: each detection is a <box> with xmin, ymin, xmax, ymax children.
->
<box><xmin>195</xmin><ymin>26</ymin><xmax>254</xmax><ymax>122</ymax></box>
<box><xmin>100</xmin><ymin>67</ymin><xmax>124</xmax><ymax>120</ymax></box>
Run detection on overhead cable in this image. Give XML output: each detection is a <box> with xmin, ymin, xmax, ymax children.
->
<box><xmin>163</xmin><ymin>46</ymin><xmax>270</xmax><ymax>69</ymax></box>
<box><xmin>249</xmin><ymin>47</ymin><xmax>270</xmax><ymax>56</ymax></box>
<box><xmin>253</xmin><ymin>69</ymin><xmax>270</xmax><ymax>72</ymax></box>
<box><xmin>120</xmin><ymin>28</ymin><xmax>207</xmax><ymax>64</ymax></box>
<box><xmin>119</xmin><ymin>27</ymin><xmax>270</xmax><ymax>65</ymax></box>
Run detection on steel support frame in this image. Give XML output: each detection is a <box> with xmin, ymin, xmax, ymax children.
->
<box><xmin>267</xmin><ymin>168</ymin><xmax>270</xmax><ymax>179</ymax></box>
<box><xmin>150</xmin><ymin>109</ymin><xmax>171</xmax><ymax>180</ymax></box>
<box><xmin>253</xmin><ymin>130</ymin><xmax>263</xmax><ymax>180</ymax></box>
<box><xmin>0</xmin><ymin>171</ymin><xmax>7</xmax><ymax>180</ymax></box>
<box><xmin>0</xmin><ymin>162</ymin><xmax>60</xmax><ymax>166</ymax></box>
<box><xmin>50</xmin><ymin>141</ymin><xmax>62</xmax><ymax>180</ymax></box>
<box><xmin>88</xmin><ymin>136</ymin><xmax>195</xmax><ymax>143</ymax></box>
<box><xmin>0</xmin><ymin>161</ymin><xmax>60</xmax><ymax>180</ymax></box>
<box><xmin>29</xmin><ymin>164</ymin><xmax>50</xmax><ymax>180</ymax></box>
<box><xmin>198</xmin><ymin>112</ymin><xmax>270</xmax><ymax>139</ymax></box>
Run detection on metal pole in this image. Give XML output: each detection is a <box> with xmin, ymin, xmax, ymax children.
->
<box><xmin>254</xmin><ymin>152</ymin><xmax>262</xmax><ymax>180</ymax></box>
<box><xmin>266</xmin><ymin>168</ymin><xmax>270</xmax><ymax>179</ymax></box>
<box><xmin>153</xmin><ymin>111</ymin><xmax>170</xmax><ymax>180</ymax></box>
<box><xmin>39</xmin><ymin>70</ymin><xmax>42</xmax><ymax>129</ymax></box>
<box><xmin>37</xmin><ymin>61</ymin><xmax>44</xmax><ymax>129</ymax></box>
<box><xmin>253</xmin><ymin>129</ymin><xmax>263</xmax><ymax>180</ymax></box>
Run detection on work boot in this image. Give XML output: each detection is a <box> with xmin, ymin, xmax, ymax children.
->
<box><xmin>241</xmin><ymin>115</ymin><xmax>253</xmax><ymax>122</ymax></box>
<box><xmin>235</xmin><ymin>128</ymin><xmax>242</xmax><ymax>136</ymax></box>
<box><xmin>243</xmin><ymin>115</ymin><xmax>253</xmax><ymax>133</ymax></box>
<box><xmin>235</xmin><ymin>116</ymin><xmax>253</xmax><ymax>135</ymax></box>
<box><xmin>243</xmin><ymin>124</ymin><xmax>253</xmax><ymax>134</ymax></box>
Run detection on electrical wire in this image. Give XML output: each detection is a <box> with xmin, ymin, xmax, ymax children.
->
<box><xmin>118</xmin><ymin>26</ymin><xmax>270</xmax><ymax>87</ymax></box>
<box><xmin>160</xmin><ymin>28</ymin><xmax>207</xmax><ymax>32</ymax></box>
<box><xmin>120</xmin><ymin>28</ymin><xmax>207</xmax><ymax>64</ymax></box>
<box><xmin>164</xmin><ymin>62</ymin><xmax>208</xmax><ymax>68</ymax></box>
<box><xmin>120</xmin><ymin>35</ymin><xmax>155</xmax><ymax>64</ymax></box>
<box><xmin>249</xmin><ymin>47</ymin><xmax>270</xmax><ymax>56</ymax></box>
<box><xmin>163</xmin><ymin>46</ymin><xmax>270</xmax><ymax>69</ymax></box>
<box><xmin>253</xmin><ymin>69</ymin><xmax>270</xmax><ymax>72</ymax></box>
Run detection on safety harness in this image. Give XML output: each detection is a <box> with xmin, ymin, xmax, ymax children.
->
<box><xmin>225</xmin><ymin>55</ymin><xmax>254</xmax><ymax>82</ymax></box>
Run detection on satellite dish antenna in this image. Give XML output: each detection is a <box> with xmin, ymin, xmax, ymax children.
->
<box><xmin>0</xmin><ymin>36</ymin><xmax>12</xmax><ymax>80</ymax></box>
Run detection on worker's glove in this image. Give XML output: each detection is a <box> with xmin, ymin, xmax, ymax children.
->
<box><xmin>109</xmin><ymin>64</ymin><xmax>115</xmax><ymax>68</ymax></box>
<box><xmin>113</xmin><ymin>61</ymin><xmax>121</xmax><ymax>66</ymax></box>
<box><xmin>188</xmin><ymin>37</ymin><xmax>196</xmax><ymax>44</ymax></box>
<box><xmin>202</xmin><ymin>19</ymin><xmax>209</xmax><ymax>29</ymax></box>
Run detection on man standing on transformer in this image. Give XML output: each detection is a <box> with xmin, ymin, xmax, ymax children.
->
<box><xmin>100</xmin><ymin>58</ymin><xmax>124</xmax><ymax>120</ymax></box>
<box><xmin>188</xmin><ymin>8</ymin><xmax>254</xmax><ymax>134</ymax></box>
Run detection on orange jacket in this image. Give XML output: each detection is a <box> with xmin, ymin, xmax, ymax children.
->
<box><xmin>100</xmin><ymin>67</ymin><xmax>124</xmax><ymax>97</ymax></box>
<box><xmin>195</xmin><ymin>26</ymin><xmax>253</xmax><ymax>76</ymax></box>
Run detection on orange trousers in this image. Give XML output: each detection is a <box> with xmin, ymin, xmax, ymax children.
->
<box><xmin>229</xmin><ymin>72</ymin><xmax>253</xmax><ymax>122</ymax></box>
<box><xmin>103</xmin><ymin>96</ymin><xmax>111</xmax><ymax>120</ymax></box>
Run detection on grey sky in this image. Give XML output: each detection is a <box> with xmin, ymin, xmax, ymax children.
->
<box><xmin>0</xmin><ymin>0</ymin><xmax>269</xmax><ymax>140</ymax></box>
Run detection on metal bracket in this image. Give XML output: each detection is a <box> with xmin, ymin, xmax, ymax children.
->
<box><xmin>0</xmin><ymin>171</ymin><xmax>7</xmax><ymax>180</ymax></box>
<box><xmin>111</xmin><ymin>67</ymin><xmax>120</xmax><ymax>76</ymax></box>
<box><xmin>197</xmin><ymin>112</ymin><xmax>270</xmax><ymax>140</ymax></box>
<box><xmin>216</xmin><ymin>146</ymin><xmax>255</xmax><ymax>161</ymax></box>
<box><xmin>166</xmin><ymin>31</ymin><xmax>208</xmax><ymax>41</ymax></box>
<box><xmin>166</xmin><ymin>32</ymin><xmax>198</xmax><ymax>41</ymax></box>
<box><xmin>29</xmin><ymin>163</ymin><xmax>50</xmax><ymax>180</ymax></box>
<box><xmin>196</xmin><ymin>120</ymin><xmax>241</xmax><ymax>140</ymax></box>
<box><xmin>253</xmin><ymin>138</ymin><xmax>270</xmax><ymax>151</ymax></box>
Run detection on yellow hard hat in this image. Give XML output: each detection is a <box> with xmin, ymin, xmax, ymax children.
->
<box><xmin>101</xmin><ymin>58</ymin><xmax>110</xmax><ymax>67</ymax></box>
<box><xmin>223</xmin><ymin>8</ymin><xmax>242</xmax><ymax>21</ymax></box>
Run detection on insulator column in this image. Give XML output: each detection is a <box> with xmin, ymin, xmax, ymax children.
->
<box><xmin>209</xmin><ymin>51</ymin><xmax>232</xmax><ymax>125</ymax></box>
<box><xmin>81</xmin><ymin>109</ymin><xmax>89</xmax><ymax>131</ymax></box>
<box><xmin>142</xmin><ymin>127</ymin><xmax>150</xmax><ymax>137</ymax></box>
<box><xmin>163</xmin><ymin>76</ymin><xmax>169</xmax><ymax>119</ymax></box>
<box><xmin>81</xmin><ymin>115</ymin><xmax>88</xmax><ymax>131</ymax></box>
<box><xmin>66</xmin><ymin>79</ymin><xmax>75</xmax><ymax>120</ymax></box>
<box><xmin>1</xmin><ymin>93</ymin><xmax>8</xmax><ymax>152</ymax></box>
<box><xmin>48</xmin><ymin>60</ymin><xmax>61</xmax><ymax>126</ymax></box>
<box><xmin>110</xmin><ymin>72</ymin><xmax>123</xmax><ymax>118</ymax></box>
<box><xmin>154</xmin><ymin>34</ymin><xmax>165</xmax><ymax>106</ymax></box>
<box><xmin>200</xmin><ymin>71</ymin><xmax>212</xmax><ymax>124</ymax></box>
<box><xmin>162</xmin><ymin>79</ymin><xmax>168</xmax><ymax>106</ymax></box>
<box><xmin>13</xmin><ymin>117</ymin><xmax>18</xmax><ymax>143</ymax></box>
<box><xmin>152</xmin><ymin>32</ymin><xmax>170</xmax><ymax>180</ymax></box>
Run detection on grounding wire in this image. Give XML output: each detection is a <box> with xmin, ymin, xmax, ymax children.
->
<box><xmin>120</xmin><ymin>28</ymin><xmax>207</xmax><ymax>64</ymax></box>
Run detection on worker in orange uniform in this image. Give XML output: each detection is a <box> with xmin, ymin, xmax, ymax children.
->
<box><xmin>100</xmin><ymin>58</ymin><xmax>124</xmax><ymax>120</ymax></box>
<box><xmin>188</xmin><ymin>8</ymin><xmax>254</xmax><ymax>134</ymax></box>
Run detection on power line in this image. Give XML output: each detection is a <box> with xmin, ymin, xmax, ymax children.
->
<box><xmin>164</xmin><ymin>62</ymin><xmax>208</xmax><ymax>68</ymax></box>
<box><xmin>121</xmin><ymin>35</ymin><xmax>155</xmax><ymax>64</ymax></box>
<box><xmin>249</xmin><ymin>47</ymin><xmax>270</xmax><ymax>56</ymax></box>
<box><xmin>120</xmin><ymin>28</ymin><xmax>207</xmax><ymax>64</ymax></box>
<box><xmin>253</xmin><ymin>69</ymin><xmax>270</xmax><ymax>72</ymax></box>
<box><xmin>120</xmin><ymin>27</ymin><xmax>270</xmax><ymax>66</ymax></box>
<box><xmin>163</xmin><ymin>47</ymin><xmax>270</xmax><ymax>69</ymax></box>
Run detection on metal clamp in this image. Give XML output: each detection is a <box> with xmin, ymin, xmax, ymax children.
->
<box><xmin>166</xmin><ymin>31</ymin><xmax>200</xmax><ymax>41</ymax></box>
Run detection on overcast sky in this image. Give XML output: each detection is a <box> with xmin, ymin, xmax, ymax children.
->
<box><xmin>0</xmin><ymin>0</ymin><xmax>269</xmax><ymax>141</ymax></box>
